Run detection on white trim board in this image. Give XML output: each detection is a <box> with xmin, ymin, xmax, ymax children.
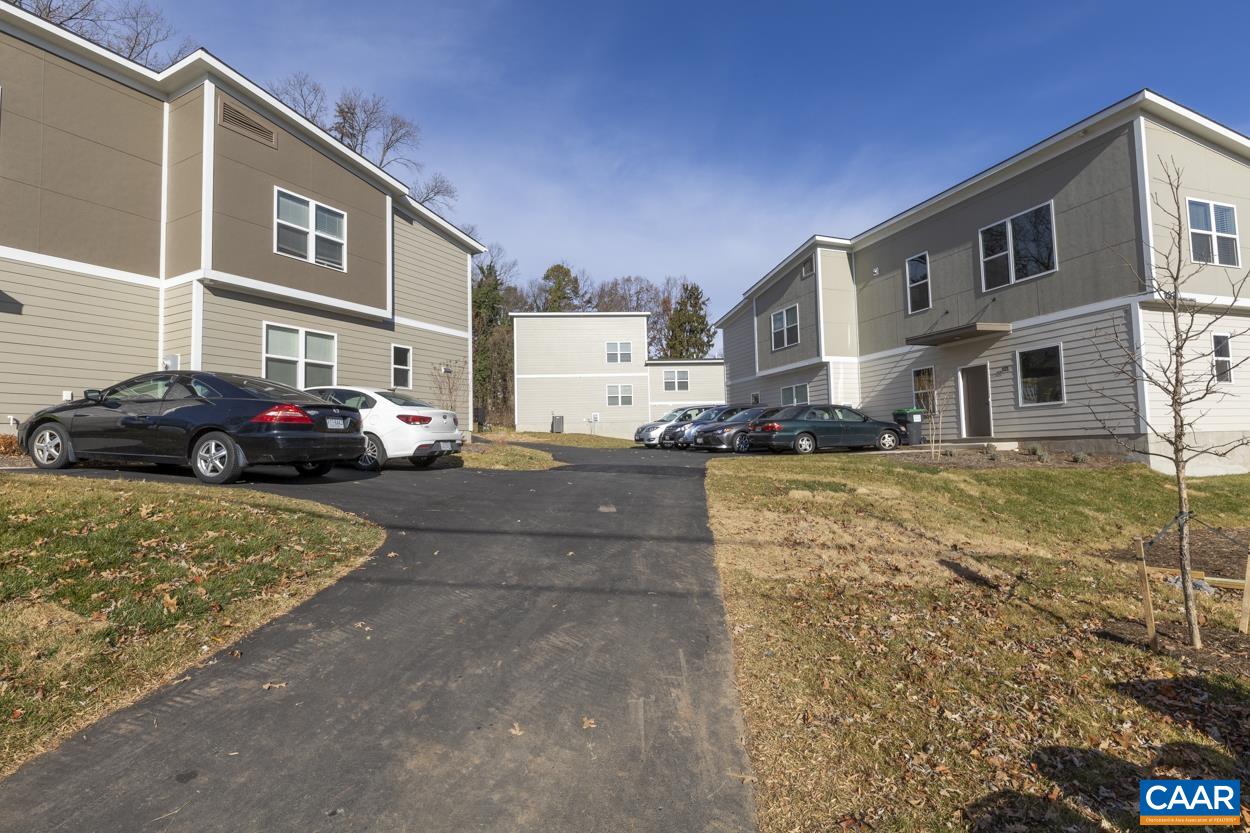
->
<box><xmin>0</xmin><ymin>246</ymin><xmax>160</xmax><ymax>287</ymax></box>
<box><xmin>393</xmin><ymin>315</ymin><xmax>470</xmax><ymax>340</ymax></box>
<box><xmin>516</xmin><ymin>373</ymin><xmax>648</xmax><ymax>379</ymax></box>
<box><xmin>203</xmin><ymin>270</ymin><xmax>391</xmax><ymax>319</ymax></box>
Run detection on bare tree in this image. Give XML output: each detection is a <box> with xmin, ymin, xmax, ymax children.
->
<box><xmin>8</xmin><ymin>0</ymin><xmax>189</xmax><ymax>68</ymax></box>
<box><xmin>431</xmin><ymin>360</ymin><xmax>466</xmax><ymax>413</ymax></box>
<box><xmin>268</xmin><ymin>71</ymin><xmax>329</xmax><ymax>128</ymax></box>
<box><xmin>1092</xmin><ymin>157</ymin><xmax>1250</xmax><ymax>649</ymax></box>
<box><xmin>409</xmin><ymin>171</ymin><xmax>458</xmax><ymax>212</ymax></box>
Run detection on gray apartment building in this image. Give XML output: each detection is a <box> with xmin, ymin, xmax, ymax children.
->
<box><xmin>0</xmin><ymin>5</ymin><xmax>483</xmax><ymax>435</ymax></box>
<box><xmin>717</xmin><ymin>90</ymin><xmax>1250</xmax><ymax>473</ymax></box>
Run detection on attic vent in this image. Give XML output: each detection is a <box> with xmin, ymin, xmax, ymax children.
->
<box><xmin>219</xmin><ymin>99</ymin><xmax>277</xmax><ymax>148</ymax></box>
<box><xmin>800</xmin><ymin>255</ymin><xmax>814</xmax><ymax>277</ymax></box>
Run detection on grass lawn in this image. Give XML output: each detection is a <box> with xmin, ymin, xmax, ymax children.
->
<box><xmin>706</xmin><ymin>452</ymin><xmax>1250</xmax><ymax>832</ymax></box>
<box><xmin>475</xmin><ymin>429</ymin><xmax>635</xmax><ymax>449</ymax></box>
<box><xmin>0</xmin><ymin>474</ymin><xmax>383</xmax><ymax>775</ymax></box>
<box><xmin>456</xmin><ymin>440</ymin><xmax>558</xmax><ymax>470</ymax></box>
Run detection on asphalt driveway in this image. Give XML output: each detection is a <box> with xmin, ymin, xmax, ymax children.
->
<box><xmin>0</xmin><ymin>444</ymin><xmax>757</xmax><ymax>833</ymax></box>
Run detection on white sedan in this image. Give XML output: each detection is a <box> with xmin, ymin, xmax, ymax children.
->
<box><xmin>307</xmin><ymin>386</ymin><xmax>462</xmax><ymax>470</ymax></box>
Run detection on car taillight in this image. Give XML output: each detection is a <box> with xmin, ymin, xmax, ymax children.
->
<box><xmin>251</xmin><ymin>404</ymin><xmax>314</xmax><ymax>424</ymax></box>
<box><xmin>398</xmin><ymin>414</ymin><xmax>432</xmax><ymax>425</ymax></box>
<box><xmin>758</xmin><ymin>422</ymin><xmax>784</xmax><ymax>433</ymax></box>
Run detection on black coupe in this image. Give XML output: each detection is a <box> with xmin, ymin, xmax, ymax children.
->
<box><xmin>18</xmin><ymin>371</ymin><xmax>365</xmax><ymax>484</ymax></box>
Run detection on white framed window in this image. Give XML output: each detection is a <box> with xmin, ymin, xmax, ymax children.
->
<box><xmin>906</xmin><ymin>252</ymin><xmax>931</xmax><ymax>314</ymax></box>
<box><xmin>263</xmin><ymin>322</ymin><xmax>337</xmax><ymax>388</ymax></box>
<box><xmin>750</xmin><ymin>392</ymin><xmax>760</xmax><ymax>405</ymax></box>
<box><xmin>979</xmin><ymin>201</ymin><xmax>1057</xmax><ymax>292</ymax></box>
<box><xmin>606</xmin><ymin>341</ymin><xmax>633</xmax><ymax>363</ymax></box>
<box><xmin>1188</xmin><ymin>199</ymin><xmax>1240</xmax><ymax>267</ymax></box>
<box><xmin>771</xmin><ymin>304</ymin><xmax>799</xmax><ymax>350</ymax></box>
<box><xmin>274</xmin><ymin>187</ymin><xmax>347</xmax><ymax>271</ymax></box>
<box><xmin>392</xmin><ymin>344</ymin><xmax>412</xmax><ymax>388</ymax></box>
<box><xmin>664</xmin><ymin>369</ymin><xmax>689</xmax><ymax>391</ymax></box>
<box><xmin>781</xmin><ymin>383</ymin><xmax>808</xmax><ymax>406</ymax></box>
<box><xmin>1214</xmin><ymin>333</ymin><xmax>1233</xmax><ymax>383</ymax></box>
<box><xmin>912</xmin><ymin>366</ymin><xmax>935</xmax><ymax>412</ymax></box>
<box><xmin>607</xmin><ymin>384</ymin><xmax>633</xmax><ymax>406</ymax></box>
<box><xmin>1016</xmin><ymin>344</ymin><xmax>1065</xmax><ymax>406</ymax></box>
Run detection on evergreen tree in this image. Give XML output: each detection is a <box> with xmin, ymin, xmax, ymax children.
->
<box><xmin>662</xmin><ymin>281</ymin><xmax>716</xmax><ymax>359</ymax></box>
<box><xmin>536</xmin><ymin>263</ymin><xmax>588</xmax><ymax>312</ymax></box>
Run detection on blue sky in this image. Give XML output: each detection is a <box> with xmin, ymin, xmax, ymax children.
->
<box><xmin>163</xmin><ymin>0</ymin><xmax>1250</xmax><ymax>319</ymax></box>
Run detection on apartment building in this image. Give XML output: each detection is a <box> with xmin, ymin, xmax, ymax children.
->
<box><xmin>512</xmin><ymin>312</ymin><xmax>725</xmax><ymax>438</ymax></box>
<box><xmin>0</xmin><ymin>5</ymin><xmax>483</xmax><ymax>435</ymax></box>
<box><xmin>717</xmin><ymin>90</ymin><xmax>1250</xmax><ymax>473</ymax></box>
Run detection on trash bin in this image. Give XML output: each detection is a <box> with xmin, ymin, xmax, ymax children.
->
<box><xmin>892</xmin><ymin>407</ymin><xmax>926</xmax><ymax>446</ymax></box>
<box><xmin>551</xmin><ymin>415</ymin><xmax>564</xmax><ymax>433</ymax></box>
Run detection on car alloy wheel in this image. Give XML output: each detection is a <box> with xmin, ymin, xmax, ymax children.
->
<box><xmin>878</xmin><ymin>431</ymin><xmax>899</xmax><ymax>451</ymax></box>
<box><xmin>32</xmin><ymin>427</ymin><xmax>64</xmax><ymax>466</ymax></box>
<box><xmin>191</xmin><ymin>431</ymin><xmax>242</xmax><ymax>485</ymax></box>
<box><xmin>356</xmin><ymin>433</ymin><xmax>386</xmax><ymax>471</ymax></box>
<box><xmin>733</xmin><ymin>432</ymin><xmax>750</xmax><ymax>453</ymax></box>
<box><xmin>196</xmin><ymin>439</ymin><xmax>229</xmax><ymax>478</ymax></box>
<box><xmin>795</xmin><ymin>433</ymin><xmax>816</xmax><ymax>455</ymax></box>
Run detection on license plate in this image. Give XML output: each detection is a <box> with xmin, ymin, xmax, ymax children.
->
<box><xmin>439</xmin><ymin>441</ymin><xmax>454</xmax><ymax>450</ymax></box>
<box><xmin>326</xmin><ymin>417</ymin><xmax>346</xmax><ymax>430</ymax></box>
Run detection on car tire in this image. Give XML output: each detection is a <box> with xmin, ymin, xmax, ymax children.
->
<box><xmin>794</xmin><ymin>433</ymin><xmax>817</xmax><ymax>455</ymax></box>
<box><xmin>28</xmin><ymin>422</ymin><xmax>72</xmax><ymax>470</ymax></box>
<box><xmin>409</xmin><ymin>456</ymin><xmax>436</xmax><ymax>468</ymax></box>
<box><xmin>876</xmin><ymin>431</ymin><xmax>900</xmax><ymax>451</ymax></box>
<box><xmin>191</xmin><ymin>431</ymin><xmax>242</xmax><ymax>484</ymax></box>
<box><xmin>733</xmin><ymin>432</ymin><xmax>751</xmax><ymax>454</ymax></box>
<box><xmin>293</xmin><ymin>461</ymin><xmax>335</xmax><ymax>478</ymax></box>
<box><xmin>356</xmin><ymin>433</ymin><xmax>387</xmax><ymax>471</ymax></box>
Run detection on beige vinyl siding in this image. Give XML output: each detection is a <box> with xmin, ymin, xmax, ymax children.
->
<box><xmin>200</xmin><ymin>287</ymin><xmax>470</xmax><ymax>418</ymax></box>
<box><xmin>515</xmin><ymin>376</ymin><xmax>648</xmax><ymax>438</ymax></box>
<box><xmin>513</xmin><ymin>315</ymin><xmax>648</xmax><ymax>375</ymax></box>
<box><xmin>1140</xmin><ymin>307</ymin><xmax>1250</xmax><ymax>436</ymax></box>
<box><xmin>393</xmin><ymin>211</ymin><xmax>469</xmax><ymax>331</ymax></box>
<box><xmin>165</xmin><ymin>86</ymin><xmax>203</xmax><ymax>277</ymax></box>
<box><xmin>647</xmin><ymin>363</ymin><xmax>725</xmax><ymax>418</ymax></box>
<box><xmin>0</xmin><ymin>262</ymin><xmax>157</xmax><ymax>428</ymax></box>
<box><xmin>161</xmin><ymin>280</ymin><xmax>194</xmax><ymax>367</ymax></box>
<box><xmin>818</xmin><ymin>248</ymin><xmax>858</xmax><ymax>357</ymax></box>
<box><xmin>721</xmin><ymin>308</ymin><xmax>755</xmax><ymax>390</ymax></box>
<box><xmin>858</xmin><ymin>305</ymin><xmax>1138</xmax><ymax>440</ymax></box>
<box><xmin>754</xmin><ymin>261</ymin><xmax>820</xmax><ymax>372</ymax></box>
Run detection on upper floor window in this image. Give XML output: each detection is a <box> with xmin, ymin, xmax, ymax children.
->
<box><xmin>1016</xmin><ymin>344</ymin><xmax>1065</xmax><ymax>406</ymax></box>
<box><xmin>906</xmin><ymin>252</ymin><xmax>930</xmax><ymax>313</ymax></box>
<box><xmin>980</xmin><ymin>202</ymin><xmax>1056</xmax><ymax>291</ymax></box>
<box><xmin>664</xmin><ymin>370</ymin><xmax>689</xmax><ymax>391</ymax></box>
<box><xmin>771</xmin><ymin>304</ymin><xmax>799</xmax><ymax>350</ymax></box>
<box><xmin>264</xmin><ymin>322</ymin><xmax>337</xmax><ymax>388</ymax></box>
<box><xmin>781</xmin><ymin>383</ymin><xmax>808</xmax><ymax>405</ymax></box>
<box><xmin>275</xmin><ymin>188</ymin><xmax>347</xmax><ymax>271</ymax></box>
<box><xmin>607</xmin><ymin>384</ymin><xmax>633</xmax><ymax>406</ymax></box>
<box><xmin>1188</xmin><ymin>199</ymin><xmax>1239</xmax><ymax>267</ymax></box>
<box><xmin>1214</xmin><ymin>334</ymin><xmax>1233</xmax><ymax>383</ymax></box>
<box><xmin>392</xmin><ymin>345</ymin><xmax>412</xmax><ymax>388</ymax></box>
<box><xmin>606</xmin><ymin>341</ymin><xmax>632</xmax><ymax>363</ymax></box>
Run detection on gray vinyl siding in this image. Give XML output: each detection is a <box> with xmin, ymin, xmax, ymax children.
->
<box><xmin>0</xmin><ymin>262</ymin><xmax>156</xmax><ymax>428</ymax></box>
<box><xmin>393</xmin><ymin>211</ymin><xmax>470</xmax><ymax>332</ymax></box>
<box><xmin>161</xmin><ymin>280</ymin><xmax>193</xmax><ymax>368</ymax></box>
<box><xmin>200</xmin><ymin>287</ymin><xmax>470</xmax><ymax>419</ymax></box>
<box><xmin>721</xmin><ymin>308</ymin><xmax>755</xmax><ymax>388</ymax></box>
<box><xmin>749</xmin><ymin>364</ymin><xmax>829</xmax><ymax>408</ymax></box>
<box><xmin>858</xmin><ymin>305</ymin><xmax>1138</xmax><ymax>440</ymax></box>
<box><xmin>754</xmin><ymin>260</ymin><xmax>820</xmax><ymax>372</ymax></box>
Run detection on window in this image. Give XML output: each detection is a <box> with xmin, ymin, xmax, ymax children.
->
<box><xmin>750</xmin><ymin>392</ymin><xmax>761</xmax><ymax>405</ymax></box>
<box><xmin>263</xmin><ymin>323</ymin><xmax>337</xmax><ymax>388</ymax></box>
<box><xmin>771</xmin><ymin>305</ymin><xmax>799</xmax><ymax>350</ymax></box>
<box><xmin>106</xmin><ymin>375</ymin><xmax>172</xmax><ymax>402</ymax></box>
<box><xmin>1016</xmin><ymin>345</ymin><xmax>1065</xmax><ymax>406</ymax></box>
<box><xmin>1214</xmin><ymin>334</ymin><xmax>1233</xmax><ymax>383</ymax></box>
<box><xmin>980</xmin><ymin>202</ymin><xmax>1057</xmax><ymax>291</ymax></box>
<box><xmin>392</xmin><ymin>345</ymin><xmax>412</xmax><ymax>388</ymax></box>
<box><xmin>906</xmin><ymin>252</ymin><xmax>931</xmax><ymax>313</ymax></box>
<box><xmin>801</xmin><ymin>406</ymin><xmax>835</xmax><ymax>421</ymax></box>
<box><xmin>664</xmin><ymin>369</ymin><xmax>689</xmax><ymax>391</ymax></box>
<box><xmin>912</xmin><ymin>366</ymin><xmax>935</xmax><ymax>412</ymax></box>
<box><xmin>607</xmin><ymin>384</ymin><xmax>633</xmax><ymax>406</ymax></box>
<box><xmin>606</xmin><ymin>341</ymin><xmax>633</xmax><ymax>363</ymax></box>
<box><xmin>274</xmin><ymin>188</ymin><xmax>346</xmax><ymax>271</ymax></box>
<box><xmin>1188</xmin><ymin>199</ymin><xmax>1239</xmax><ymax>267</ymax></box>
<box><xmin>833</xmin><ymin>407</ymin><xmax>866</xmax><ymax>421</ymax></box>
<box><xmin>781</xmin><ymin>383</ymin><xmax>809</xmax><ymax>406</ymax></box>
<box><xmin>800</xmin><ymin>256</ymin><xmax>814</xmax><ymax>277</ymax></box>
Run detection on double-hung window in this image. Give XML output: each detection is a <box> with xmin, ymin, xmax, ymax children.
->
<box><xmin>781</xmin><ymin>383</ymin><xmax>808</xmax><ymax>406</ymax></box>
<box><xmin>606</xmin><ymin>341</ymin><xmax>632</xmax><ymax>363</ymax></box>
<box><xmin>912</xmin><ymin>367</ymin><xmax>935</xmax><ymax>412</ymax></box>
<box><xmin>906</xmin><ymin>252</ymin><xmax>931</xmax><ymax>313</ymax></box>
<box><xmin>392</xmin><ymin>345</ymin><xmax>412</xmax><ymax>388</ymax></box>
<box><xmin>771</xmin><ymin>305</ymin><xmax>799</xmax><ymax>350</ymax></box>
<box><xmin>1188</xmin><ymin>199</ymin><xmax>1240</xmax><ymax>267</ymax></box>
<box><xmin>263</xmin><ymin>323</ymin><xmax>337</xmax><ymax>388</ymax></box>
<box><xmin>980</xmin><ymin>202</ymin><xmax>1057</xmax><ymax>291</ymax></box>
<box><xmin>607</xmin><ymin>384</ymin><xmax>633</xmax><ymax>406</ymax></box>
<box><xmin>664</xmin><ymin>370</ymin><xmax>689</xmax><ymax>391</ymax></box>
<box><xmin>275</xmin><ymin>188</ymin><xmax>347</xmax><ymax>271</ymax></box>
<box><xmin>1016</xmin><ymin>345</ymin><xmax>1065</xmax><ymax>406</ymax></box>
<box><xmin>1214</xmin><ymin>334</ymin><xmax>1233</xmax><ymax>383</ymax></box>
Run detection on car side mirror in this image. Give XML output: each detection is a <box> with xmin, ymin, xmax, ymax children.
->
<box><xmin>863</xmin><ymin>415</ymin><xmax>871</xmax><ymax>422</ymax></box>
<box><xmin>84</xmin><ymin>389</ymin><xmax>103</xmax><ymax>403</ymax></box>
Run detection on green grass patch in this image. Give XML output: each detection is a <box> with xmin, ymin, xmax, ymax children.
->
<box><xmin>458</xmin><ymin>441</ymin><xmax>558</xmax><ymax>470</ymax></box>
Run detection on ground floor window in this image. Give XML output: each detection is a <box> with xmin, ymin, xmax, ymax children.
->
<box><xmin>664</xmin><ymin>370</ymin><xmax>689</xmax><ymax>391</ymax></box>
<box><xmin>1214</xmin><ymin>334</ymin><xmax>1233</xmax><ymax>383</ymax></box>
<box><xmin>392</xmin><ymin>344</ymin><xmax>412</xmax><ymax>388</ymax></box>
<box><xmin>607</xmin><ymin>384</ymin><xmax>633</xmax><ymax>406</ymax></box>
<box><xmin>1016</xmin><ymin>344</ymin><xmax>1065</xmax><ymax>405</ymax></box>
<box><xmin>781</xmin><ymin>383</ymin><xmax>808</xmax><ymax>406</ymax></box>
<box><xmin>263</xmin><ymin>323</ymin><xmax>336</xmax><ymax>388</ymax></box>
<box><xmin>912</xmin><ymin>366</ymin><xmax>935</xmax><ymax>412</ymax></box>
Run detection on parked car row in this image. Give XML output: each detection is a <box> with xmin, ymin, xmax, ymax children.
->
<box><xmin>17</xmin><ymin>371</ymin><xmax>463</xmax><ymax>485</ymax></box>
<box><xmin>634</xmin><ymin>403</ymin><xmax>904</xmax><ymax>455</ymax></box>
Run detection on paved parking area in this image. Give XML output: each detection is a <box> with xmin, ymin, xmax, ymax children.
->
<box><xmin>0</xmin><ymin>445</ymin><xmax>756</xmax><ymax>833</ymax></box>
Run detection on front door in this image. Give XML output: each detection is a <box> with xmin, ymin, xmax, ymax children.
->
<box><xmin>959</xmin><ymin>365</ymin><xmax>992</xmax><ymax>438</ymax></box>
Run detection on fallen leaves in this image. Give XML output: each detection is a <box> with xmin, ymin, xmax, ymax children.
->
<box><xmin>261</xmin><ymin>682</ymin><xmax>287</xmax><ymax>690</ymax></box>
<box><xmin>581</xmin><ymin>716</ymin><xmax>597</xmax><ymax>730</ymax></box>
<box><xmin>509</xmin><ymin>722</ymin><xmax>524</xmax><ymax>736</ymax></box>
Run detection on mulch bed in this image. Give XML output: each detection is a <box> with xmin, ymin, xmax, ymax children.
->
<box><xmin>1100</xmin><ymin>618</ymin><xmax>1250</xmax><ymax>681</ymax></box>
<box><xmin>1108</xmin><ymin>525</ymin><xmax>1249</xmax><ymax>581</ymax></box>
<box><xmin>889</xmin><ymin>449</ymin><xmax>1131</xmax><ymax>470</ymax></box>
<box><xmin>0</xmin><ymin>453</ymin><xmax>30</xmax><ymax>468</ymax></box>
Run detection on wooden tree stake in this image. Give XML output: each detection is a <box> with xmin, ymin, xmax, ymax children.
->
<box><xmin>1137</xmin><ymin>537</ymin><xmax>1158</xmax><ymax>648</ymax></box>
<box><xmin>1239</xmin><ymin>544</ymin><xmax>1250</xmax><ymax>636</ymax></box>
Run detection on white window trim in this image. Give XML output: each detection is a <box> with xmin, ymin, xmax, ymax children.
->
<box><xmin>605</xmin><ymin>340</ymin><xmax>633</xmax><ymax>364</ymax></box>
<box><xmin>391</xmin><ymin>343</ymin><xmax>413</xmax><ymax>389</ymax></box>
<box><xmin>1213</xmin><ymin>332</ymin><xmax>1234</xmax><ymax>383</ymax></box>
<box><xmin>1015</xmin><ymin>343</ymin><xmax>1067</xmax><ymax>408</ymax></box>
<box><xmin>905</xmin><ymin>251</ymin><xmax>931</xmax><ymax>314</ymax></box>
<box><xmin>770</xmin><ymin>303</ymin><xmax>800</xmax><ymax>351</ymax></box>
<box><xmin>956</xmin><ymin>361</ymin><xmax>996</xmax><ymax>438</ymax></box>
<box><xmin>273</xmin><ymin>185</ymin><xmax>348</xmax><ymax>272</ymax></box>
<box><xmin>781</xmin><ymin>383</ymin><xmax>809</xmax><ymax>406</ymax></box>
<box><xmin>978</xmin><ymin>200</ymin><xmax>1058</xmax><ymax>293</ymax></box>
<box><xmin>911</xmin><ymin>365</ymin><xmax>935</xmax><ymax>410</ymax></box>
<box><xmin>1186</xmin><ymin>198</ymin><xmax>1240</xmax><ymax>268</ymax></box>
<box><xmin>663</xmin><ymin>369</ymin><xmax>690</xmax><ymax>391</ymax></box>
<box><xmin>261</xmin><ymin>321</ymin><xmax>338</xmax><ymax>388</ymax></box>
<box><xmin>606</xmin><ymin>383</ymin><xmax>634</xmax><ymax>406</ymax></box>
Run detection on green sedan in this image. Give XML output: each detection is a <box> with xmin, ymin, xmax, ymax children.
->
<box><xmin>745</xmin><ymin>405</ymin><xmax>904</xmax><ymax>454</ymax></box>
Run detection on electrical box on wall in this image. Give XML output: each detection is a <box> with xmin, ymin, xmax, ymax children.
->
<box><xmin>162</xmin><ymin>354</ymin><xmax>181</xmax><ymax>370</ymax></box>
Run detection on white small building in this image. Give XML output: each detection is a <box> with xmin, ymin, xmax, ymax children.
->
<box><xmin>512</xmin><ymin>312</ymin><xmax>726</xmax><ymax>438</ymax></box>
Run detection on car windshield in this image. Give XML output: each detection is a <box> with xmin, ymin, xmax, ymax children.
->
<box><xmin>213</xmin><ymin>373</ymin><xmax>323</xmax><ymax>402</ymax></box>
<box><xmin>375</xmin><ymin>391</ymin><xmax>436</xmax><ymax>407</ymax></box>
<box><xmin>658</xmin><ymin>410</ymin><xmax>681</xmax><ymax>421</ymax></box>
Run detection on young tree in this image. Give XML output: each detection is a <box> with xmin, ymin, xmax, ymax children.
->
<box><xmin>662</xmin><ymin>281</ymin><xmax>716</xmax><ymax>359</ymax></box>
<box><xmin>1093</xmin><ymin>158</ymin><xmax>1250</xmax><ymax>649</ymax></box>
<box><xmin>534</xmin><ymin>263</ymin><xmax>589</xmax><ymax>312</ymax></box>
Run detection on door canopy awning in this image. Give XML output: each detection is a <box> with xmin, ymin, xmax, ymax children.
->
<box><xmin>905</xmin><ymin>322</ymin><xmax>1012</xmax><ymax>347</ymax></box>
